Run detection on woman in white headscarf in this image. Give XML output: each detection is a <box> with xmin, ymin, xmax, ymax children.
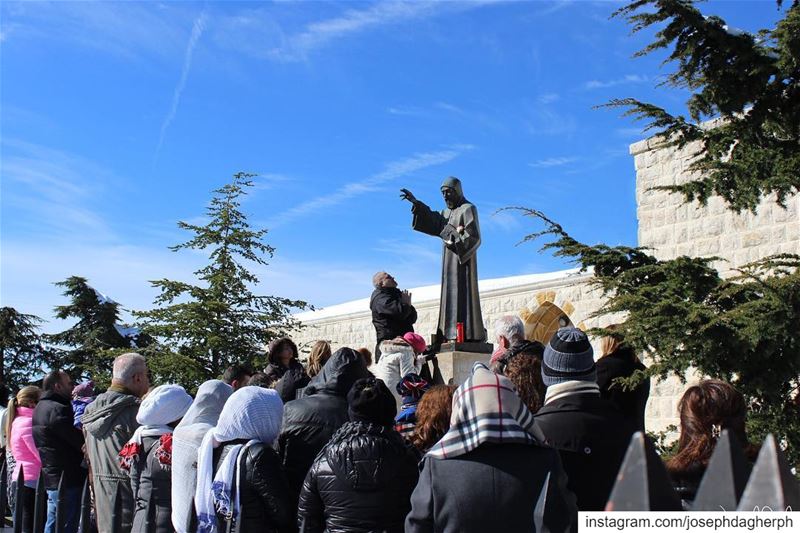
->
<box><xmin>171</xmin><ymin>380</ymin><xmax>232</xmax><ymax>533</ymax></box>
<box><xmin>118</xmin><ymin>384</ymin><xmax>193</xmax><ymax>533</ymax></box>
<box><xmin>195</xmin><ymin>386</ymin><xmax>292</xmax><ymax>533</ymax></box>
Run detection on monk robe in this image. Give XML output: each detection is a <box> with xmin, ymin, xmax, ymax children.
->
<box><xmin>410</xmin><ymin>177</ymin><xmax>487</xmax><ymax>342</ymax></box>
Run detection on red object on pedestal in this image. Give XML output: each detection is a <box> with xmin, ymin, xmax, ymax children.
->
<box><xmin>456</xmin><ymin>322</ymin><xmax>465</xmax><ymax>343</ymax></box>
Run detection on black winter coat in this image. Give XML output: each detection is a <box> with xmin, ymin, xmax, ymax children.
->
<box><xmin>596</xmin><ymin>350</ymin><xmax>650</xmax><ymax>431</ymax></box>
<box><xmin>265</xmin><ymin>360</ymin><xmax>307</xmax><ymax>386</ymax></box>
<box><xmin>211</xmin><ymin>440</ymin><xmax>294</xmax><ymax>533</ymax></box>
<box><xmin>298</xmin><ymin>422</ymin><xmax>419</xmax><ymax>533</ymax></box>
<box><xmin>130</xmin><ymin>435</ymin><xmax>172</xmax><ymax>533</ymax></box>
<box><xmin>31</xmin><ymin>391</ymin><xmax>86</xmax><ymax>489</ymax></box>
<box><xmin>278</xmin><ymin>349</ymin><xmax>370</xmax><ymax>504</ymax></box>
<box><xmin>370</xmin><ymin>287</ymin><xmax>417</xmax><ymax>344</ymax></box>
<box><xmin>405</xmin><ymin>443</ymin><xmax>577</xmax><ymax>533</ymax></box>
<box><xmin>534</xmin><ymin>393</ymin><xmax>636</xmax><ymax>511</ymax></box>
<box><xmin>668</xmin><ymin>463</ymin><xmax>705</xmax><ymax>510</ymax></box>
<box><xmin>273</xmin><ymin>365</ymin><xmax>311</xmax><ymax>404</ymax></box>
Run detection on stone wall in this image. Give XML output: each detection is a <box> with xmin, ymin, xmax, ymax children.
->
<box><xmin>632</xmin><ymin>137</ymin><xmax>800</xmax><ymax>272</ymax></box>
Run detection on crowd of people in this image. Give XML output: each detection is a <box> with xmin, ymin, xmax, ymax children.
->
<box><xmin>0</xmin><ymin>316</ymin><xmax>758</xmax><ymax>532</ymax></box>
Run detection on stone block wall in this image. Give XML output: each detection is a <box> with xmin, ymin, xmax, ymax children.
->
<box><xmin>632</xmin><ymin>137</ymin><xmax>800</xmax><ymax>272</ymax></box>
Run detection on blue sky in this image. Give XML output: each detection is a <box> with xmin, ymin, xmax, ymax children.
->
<box><xmin>0</xmin><ymin>1</ymin><xmax>785</xmax><ymax>332</ymax></box>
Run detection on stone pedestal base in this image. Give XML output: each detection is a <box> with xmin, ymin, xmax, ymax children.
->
<box><xmin>434</xmin><ymin>346</ymin><xmax>492</xmax><ymax>386</ymax></box>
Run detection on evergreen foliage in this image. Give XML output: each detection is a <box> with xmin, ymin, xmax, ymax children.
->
<box><xmin>46</xmin><ymin>276</ymin><xmax>149</xmax><ymax>383</ymax></box>
<box><xmin>134</xmin><ymin>172</ymin><xmax>308</xmax><ymax>389</ymax></box>
<box><xmin>0</xmin><ymin>307</ymin><xmax>48</xmax><ymax>395</ymax></box>
<box><xmin>510</xmin><ymin>207</ymin><xmax>800</xmax><ymax>470</ymax></box>
<box><xmin>607</xmin><ymin>0</ymin><xmax>800</xmax><ymax>212</ymax></box>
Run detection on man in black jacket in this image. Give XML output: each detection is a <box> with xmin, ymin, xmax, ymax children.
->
<box><xmin>534</xmin><ymin>327</ymin><xmax>635</xmax><ymax>512</ymax></box>
<box><xmin>370</xmin><ymin>271</ymin><xmax>417</xmax><ymax>362</ymax></box>
<box><xmin>32</xmin><ymin>370</ymin><xmax>87</xmax><ymax>533</ymax></box>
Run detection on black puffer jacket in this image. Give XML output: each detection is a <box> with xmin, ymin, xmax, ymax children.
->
<box><xmin>211</xmin><ymin>440</ymin><xmax>294</xmax><ymax>533</ymax></box>
<box><xmin>274</xmin><ymin>365</ymin><xmax>311</xmax><ymax>403</ymax></box>
<box><xmin>278</xmin><ymin>348</ymin><xmax>370</xmax><ymax>503</ymax></box>
<box><xmin>31</xmin><ymin>391</ymin><xmax>86</xmax><ymax>489</ymax></box>
<box><xmin>370</xmin><ymin>287</ymin><xmax>417</xmax><ymax>344</ymax></box>
<box><xmin>298</xmin><ymin>422</ymin><xmax>419</xmax><ymax>533</ymax></box>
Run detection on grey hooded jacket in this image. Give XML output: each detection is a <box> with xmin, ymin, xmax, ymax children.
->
<box><xmin>82</xmin><ymin>389</ymin><xmax>140</xmax><ymax>533</ymax></box>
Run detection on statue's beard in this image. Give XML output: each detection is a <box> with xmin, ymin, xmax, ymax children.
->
<box><xmin>445</xmin><ymin>198</ymin><xmax>459</xmax><ymax>209</ymax></box>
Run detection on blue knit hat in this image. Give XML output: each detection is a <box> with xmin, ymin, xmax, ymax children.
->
<box><xmin>542</xmin><ymin>327</ymin><xmax>596</xmax><ymax>387</ymax></box>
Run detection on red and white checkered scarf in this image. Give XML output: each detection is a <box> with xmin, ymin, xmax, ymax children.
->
<box><xmin>428</xmin><ymin>362</ymin><xmax>545</xmax><ymax>459</ymax></box>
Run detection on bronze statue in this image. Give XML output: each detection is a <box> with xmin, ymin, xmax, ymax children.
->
<box><xmin>400</xmin><ymin>177</ymin><xmax>487</xmax><ymax>343</ymax></box>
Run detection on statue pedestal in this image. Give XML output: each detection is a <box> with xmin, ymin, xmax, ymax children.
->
<box><xmin>434</xmin><ymin>342</ymin><xmax>493</xmax><ymax>386</ymax></box>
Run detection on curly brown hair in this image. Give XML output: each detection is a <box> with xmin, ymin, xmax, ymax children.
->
<box><xmin>411</xmin><ymin>384</ymin><xmax>457</xmax><ymax>453</ymax></box>
<box><xmin>505</xmin><ymin>354</ymin><xmax>545</xmax><ymax>414</ymax></box>
<box><xmin>267</xmin><ymin>337</ymin><xmax>299</xmax><ymax>366</ymax></box>
<box><xmin>667</xmin><ymin>379</ymin><xmax>756</xmax><ymax>473</ymax></box>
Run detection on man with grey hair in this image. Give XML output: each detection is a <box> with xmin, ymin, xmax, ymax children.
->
<box><xmin>83</xmin><ymin>353</ymin><xmax>150</xmax><ymax>533</ymax></box>
<box><xmin>490</xmin><ymin>315</ymin><xmax>545</xmax><ymax>374</ymax></box>
<box><xmin>370</xmin><ymin>271</ymin><xmax>417</xmax><ymax>362</ymax></box>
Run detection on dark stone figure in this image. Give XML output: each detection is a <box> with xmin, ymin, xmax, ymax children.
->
<box><xmin>400</xmin><ymin>177</ymin><xmax>486</xmax><ymax>343</ymax></box>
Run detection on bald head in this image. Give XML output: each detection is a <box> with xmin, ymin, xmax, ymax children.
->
<box><xmin>372</xmin><ymin>272</ymin><xmax>397</xmax><ymax>289</ymax></box>
<box><xmin>112</xmin><ymin>352</ymin><xmax>150</xmax><ymax>397</ymax></box>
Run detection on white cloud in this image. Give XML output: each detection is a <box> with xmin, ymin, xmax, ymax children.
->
<box><xmin>267</xmin><ymin>147</ymin><xmax>473</xmax><ymax>227</ymax></box>
<box><xmin>252</xmin><ymin>173</ymin><xmax>293</xmax><ymax>191</ymax></box>
<box><xmin>387</xmin><ymin>106</ymin><xmax>426</xmax><ymax>117</ymax></box>
<box><xmin>155</xmin><ymin>9</ymin><xmax>208</xmax><ymax>160</ymax></box>
<box><xmin>529</xmin><ymin>156</ymin><xmax>577</xmax><ymax>168</ymax></box>
<box><xmin>372</xmin><ymin>238</ymin><xmax>441</xmax><ymax>265</ymax></box>
<box><xmin>269</xmin><ymin>2</ymin><xmax>442</xmax><ymax>61</ymax></box>
<box><xmin>232</xmin><ymin>1</ymin><xmax>505</xmax><ymax>62</ymax></box>
<box><xmin>524</xmin><ymin>107</ymin><xmax>577</xmax><ymax>136</ymax></box>
<box><xmin>584</xmin><ymin>74</ymin><xmax>649</xmax><ymax>90</ymax></box>
<box><xmin>1</xmin><ymin>2</ymin><xmax>188</xmax><ymax>61</ymax></box>
<box><xmin>537</xmin><ymin>93</ymin><xmax>560</xmax><ymax>104</ymax></box>
<box><xmin>616</xmin><ymin>127</ymin><xmax>647</xmax><ymax>138</ymax></box>
<box><xmin>483</xmin><ymin>208</ymin><xmax>523</xmax><ymax>233</ymax></box>
<box><xmin>435</xmin><ymin>102</ymin><xmax>464</xmax><ymax>114</ymax></box>
<box><xmin>1</xmin><ymin>139</ymin><xmax>118</xmax><ymax>240</ymax></box>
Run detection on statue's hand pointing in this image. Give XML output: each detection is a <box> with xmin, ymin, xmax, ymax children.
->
<box><xmin>400</xmin><ymin>188</ymin><xmax>418</xmax><ymax>204</ymax></box>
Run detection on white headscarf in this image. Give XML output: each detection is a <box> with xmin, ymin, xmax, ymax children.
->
<box><xmin>195</xmin><ymin>386</ymin><xmax>283</xmax><ymax>533</ymax></box>
<box><xmin>171</xmin><ymin>380</ymin><xmax>232</xmax><ymax>533</ymax></box>
<box><xmin>118</xmin><ymin>384</ymin><xmax>193</xmax><ymax>471</ymax></box>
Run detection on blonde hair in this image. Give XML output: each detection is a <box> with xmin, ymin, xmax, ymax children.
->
<box><xmin>6</xmin><ymin>386</ymin><xmax>41</xmax><ymax>442</ymax></box>
<box><xmin>599</xmin><ymin>324</ymin><xmax>621</xmax><ymax>358</ymax></box>
<box><xmin>599</xmin><ymin>335</ymin><xmax>621</xmax><ymax>358</ymax></box>
<box><xmin>307</xmin><ymin>341</ymin><xmax>332</xmax><ymax>378</ymax></box>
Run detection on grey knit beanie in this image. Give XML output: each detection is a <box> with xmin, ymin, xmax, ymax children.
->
<box><xmin>542</xmin><ymin>327</ymin><xmax>596</xmax><ymax>387</ymax></box>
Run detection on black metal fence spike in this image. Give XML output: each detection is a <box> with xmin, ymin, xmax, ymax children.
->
<box><xmin>13</xmin><ymin>466</ymin><xmax>25</xmax><ymax>533</ymax></box>
<box><xmin>605</xmin><ymin>431</ymin><xmax>682</xmax><ymax>511</ymax></box>
<box><xmin>55</xmin><ymin>471</ymin><xmax>66</xmax><ymax>533</ymax></box>
<box><xmin>78</xmin><ymin>478</ymin><xmax>91</xmax><ymax>533</ymax></box>
<box><xmin>693</xmin><ymin>429</ymin><xmax>752</xmax><ymax>511</ymax></box>
<box><xmin>32</xmin><ymin>471</ymin><xmax>46</xmax><ymax>533</ymax></box>
<box><xmin>737</xmin><ymin>434</ymin><xmax>800</xmax><ymax>511</ymax></box>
